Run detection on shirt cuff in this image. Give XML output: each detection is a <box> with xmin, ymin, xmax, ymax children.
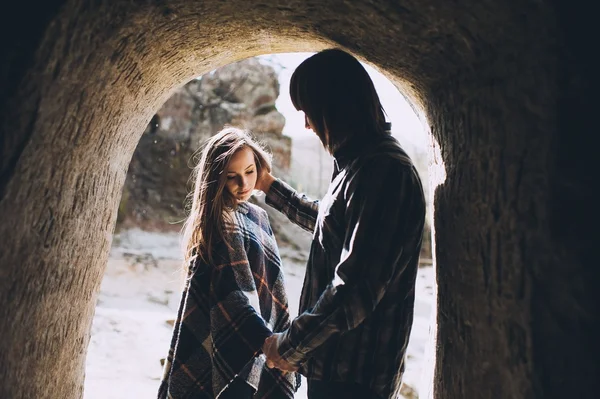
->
<box><xmin>274</xmin><ymin>328</ymin><xmax>308</xmax><ymax>367</ymax></box>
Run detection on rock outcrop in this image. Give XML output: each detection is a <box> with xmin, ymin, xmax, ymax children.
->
<box><xmin>118</xmin><ymin>58</ymin><xmax>291</xmax><ymax>231</ymax></box>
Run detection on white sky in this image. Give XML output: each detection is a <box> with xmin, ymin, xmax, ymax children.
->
<box><xmin>259</xmin><ymin>52</ymin><xmax>428</xmax><ymax>152</ymax></box>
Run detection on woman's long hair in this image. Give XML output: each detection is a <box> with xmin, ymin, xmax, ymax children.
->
<box><xmin>182</xmin><ymin>126</ymin><xmax>272</xmax><ymax>268</ymax></box>
<box><xmin>290</xmin><ymin>49</ymin><xmax>389</xmax><ymax>153</ymax></box>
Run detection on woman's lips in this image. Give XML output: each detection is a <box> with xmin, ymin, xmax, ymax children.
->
<box><xmin>239</xmin><ymin>189</ymin><xmax>251</xmax><ymax>196</ymax></box>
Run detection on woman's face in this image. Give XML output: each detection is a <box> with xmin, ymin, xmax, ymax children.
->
<box><xmin>225</xmin><ymin>146</ymin><xmax>257</xmax><ymax>203</ymax></box>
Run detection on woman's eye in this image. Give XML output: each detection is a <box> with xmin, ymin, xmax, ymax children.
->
<box><xmin>246</xmin><ymin>170</ymin><xmax>255</xmax><ymax>175</ymax></box>
<box><xmin>227</xmin><ymin>175</ymin><xmax>235</xmax><ymax>180</ymax></box>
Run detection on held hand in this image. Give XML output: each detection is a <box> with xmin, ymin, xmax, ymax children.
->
<box><xmin>262</xmin><ymin>334</ymin><xmax>298</xmax><ymax>372</ymax></box>
<box><xmin>256</xmin><ymin>169</ymin><xmax>276</xmax><ymax>194</ymax></box>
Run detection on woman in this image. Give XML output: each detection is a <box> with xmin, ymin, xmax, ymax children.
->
<box><xmin>158</xmin><ymin>127</ymin><xmax>298</xmax><ymax>399</ymax></box>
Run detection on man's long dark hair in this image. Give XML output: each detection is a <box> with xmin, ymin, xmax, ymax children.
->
<box><xmin>290</xmin><ymin>49</ymin><xmax>389</xmax><ymax>153</ymax></box>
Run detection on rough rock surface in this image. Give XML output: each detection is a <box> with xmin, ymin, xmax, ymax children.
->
<box><xmin>0</xmin><ymin>1</ymin><xmax>595</xmax><ymax>399</ymax></box>
<box><xmin>118</xmin><ymin>58</ymin><xmax>291</xmax><ymax>231</ymax></box>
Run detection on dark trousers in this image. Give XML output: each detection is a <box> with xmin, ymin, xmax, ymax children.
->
<box><xmin>307</xmin><ymin>380</ymin><xmax>382</xmax><ymax>399</ymax></box>
<box><xmin>219</xmin><ymin>378</ymin><xmax>254</xmax><ymax>399</ymax></box>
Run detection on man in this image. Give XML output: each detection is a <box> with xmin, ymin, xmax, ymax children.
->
<box><xmin>257</xmin><ymin>49</ymin><xmax>426</xmax><ymax>399</ymax></box>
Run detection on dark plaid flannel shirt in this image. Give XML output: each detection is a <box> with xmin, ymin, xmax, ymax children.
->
<box><xmin>266</xmin><ymin>134</ymin><xmax>426</xmax><ymax>399</ymax></box>
<box><xmin>158</xmin><ymin>202</ymin><xmax>298</xmax><ymax>399</ymax></box>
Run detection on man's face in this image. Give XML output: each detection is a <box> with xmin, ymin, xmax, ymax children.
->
<box><xmin>304</xmin><ymin>113</ymin><xmax>329</xmax><ymax>148</ymax></box>
<box><xmin>304</xmin><ymin>113</ymin><xmax>315</xmax><ymax>131</ymax></box>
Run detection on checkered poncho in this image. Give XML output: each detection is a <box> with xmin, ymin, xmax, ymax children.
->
<box><xmin>158</xmin><ymin>202</ymin><xmax>298</xmax><ymax>398</ymax></box>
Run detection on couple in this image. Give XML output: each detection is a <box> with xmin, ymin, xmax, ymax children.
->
<box><xmin>158</xmin><ymin>49</ymin><xmax>426</xmax><ymax>399</ymax></box>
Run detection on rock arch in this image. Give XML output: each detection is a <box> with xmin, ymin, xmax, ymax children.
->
<box><xmin>0</xmin><ymin>1</ymin><xmax>595</xmax><ymax>398</ymax></box>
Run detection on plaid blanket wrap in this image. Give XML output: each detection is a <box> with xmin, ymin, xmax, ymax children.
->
<box><xmin>158</xmin><ymin>202</ymin><xmax>298</xmax><ymax>398</ymax></box>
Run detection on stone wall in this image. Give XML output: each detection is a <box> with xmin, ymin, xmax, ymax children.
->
<box><xmin>0</xmin><ymin>2</ymin><xmax>595</xmax><ymax>398</ymax></box>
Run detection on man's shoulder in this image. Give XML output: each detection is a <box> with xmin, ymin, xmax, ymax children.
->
<box><xmin>373</xmin><ymin>136</ymin><xmax>413</xmax><ymax>165</ymax></box>
<box><xmin>352</xmin><ymin>137</ymin><xmax>414</xmax><ymax>175</ymax></box>
<box><xmin>344</xmin><ymin>137</ymin><xmax>425</xmax><ymax>199</ymax></box>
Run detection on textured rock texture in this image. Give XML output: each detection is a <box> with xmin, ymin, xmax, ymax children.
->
<box><xmin>119</xmin><ymin>58</ymin><xmax>290</xmax><ymax>230</ymax></box>
<box><xmin>0</xmin><ymin>1</ymin><xmax>596</xmax><ymax>399</ymax></box>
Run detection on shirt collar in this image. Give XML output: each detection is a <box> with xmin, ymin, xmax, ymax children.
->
<box><xmin>236</xmin><ymin>201</ymin><xmax>250</xmax><ymax>214</ymax></box>
<box><xmin>225</xmin><ymin>201</ymin><xmax>249</xmax><ymax>216</ymax></box>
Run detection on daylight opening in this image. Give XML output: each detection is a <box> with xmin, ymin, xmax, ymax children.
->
<box><xmin>85</xmin><ymin>52</ymin><xmax>445</xmax><ymax>399</ymax></box>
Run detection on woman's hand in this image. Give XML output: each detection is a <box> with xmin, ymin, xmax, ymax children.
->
<box><xmin>255</xmin><ymin>169</ymin><xmax>276</xmax><ymax>194</ymax></box>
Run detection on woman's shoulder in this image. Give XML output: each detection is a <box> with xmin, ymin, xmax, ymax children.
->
<box><xmin>237</xmin><ymin>201</ymin><xmax>274</xmax><ymax>235</ymax></box>
<box><xmin>236</xmin><ymin>201</ymin><xmax>268</xmax><ymax>220</ymax></box>
<box><xmin>247</xmin><ymin>201</ymin><xmax>269</xmax><ymax>217</ymax></box>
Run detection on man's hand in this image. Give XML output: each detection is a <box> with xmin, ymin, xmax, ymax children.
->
<box><xmin>262</xmin><ymin>334</ymin><xmax>298</xmax><ymax>372</ymax></box>
<box><xmin>255</xmin><ymin>169</ymin><xmax>276</xmax><ymax>194</ymax></box>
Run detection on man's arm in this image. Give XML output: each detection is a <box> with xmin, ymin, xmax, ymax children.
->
<box><xmin>262</xmin><ymin>175</ymin><xmax>319</xmax><ymax>233</ymax></box>
<box><xmin>271</xmin><ymin>159</ymin><xmax>424</xmax><ymax>366</ymax></box>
